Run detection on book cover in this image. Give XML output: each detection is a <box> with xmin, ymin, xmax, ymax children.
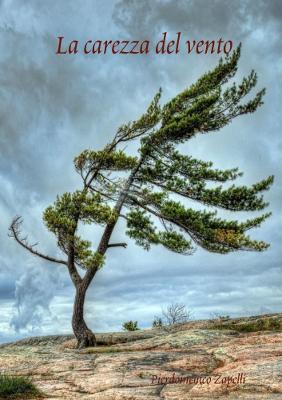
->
<box><xmin>0</xmin><ymin>1</ymin><xmax>281</xmax><ymax>399</ymax></box>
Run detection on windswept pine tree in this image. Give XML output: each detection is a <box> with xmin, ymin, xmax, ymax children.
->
<box><xmin>10</xmin><ymin>47</ymin><xmax>273</xmax><ymax>348</ymax></box>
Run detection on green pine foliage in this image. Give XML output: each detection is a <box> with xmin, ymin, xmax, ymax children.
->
<box><xmin>74</xmin><ymin>149</ymin><xmax>138</xmax><ymax>174</ymax></box>
<box><xmin>122</xmin><ymin>320</ymin><xmax>140</xmax><ymax>331</ymax></box>
<box><xmin>41</xmin><ymin>45</ymin><xmax>273</xmax><ymax>270</ymax></box>
<box><xmin>43</xmin><ymin>191</ymin><xmax>112</xmax><ymax>269</ymax></box>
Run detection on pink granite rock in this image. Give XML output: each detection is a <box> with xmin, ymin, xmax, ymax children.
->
<box><xmin>0</xmin><ymin>314</ymin><xmax>281</xmax><ymax>399</ymax></box>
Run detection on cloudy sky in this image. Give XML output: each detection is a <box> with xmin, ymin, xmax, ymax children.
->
<box><xmin>0</xmin><ymin>0</ymin><xmax>281</xmax><ymax>343</ymax></box>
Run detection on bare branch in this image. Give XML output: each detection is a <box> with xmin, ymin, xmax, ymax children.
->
<box><xmin>162</xmin><ymin>303</ymin><xmax>192</xmax><ymax>325</ymax></box>
<box><xmin>9</xmin><ymin>216</ymin><xmax>68</xmax><ymax>266</ymax></box>
<box><xmin>107</xmin><ymin>242</ymin><xmax>127</xmax><ymax>249</ymax></box>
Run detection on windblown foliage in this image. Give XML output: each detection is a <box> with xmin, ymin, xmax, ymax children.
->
<box><xmin>11</xmin><ymin>45</ymin><xmax>273</xmax><ymax>273</ymax></box>
<box><xmin>9</xmin><ymin>46</ymin><xmax>273</xmax><ymax>349</ymax></box>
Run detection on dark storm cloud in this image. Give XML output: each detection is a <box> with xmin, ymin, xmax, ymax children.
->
<box><xmin>0</xmin><ymin>277</ymin><xmax>14</xmax><ymax>300</ymax></box>
<box><xmin>10</xmin><ymin>263</ymin><xmax>63</xmax><ymax>331</ymax></box>
<box><xmin>0</xmin><ymin>0</ymin><xmax>281</xmax><ymax>341</ymax></box>
<box><xmin>113</xmin><ymin>0</ymin><xmax>282</xmax><ymax>40</ymax></box>
<box><xmin>0</xmin><ymin>30</ymin><xmax>98</xmax><ymax>195</ymax></box>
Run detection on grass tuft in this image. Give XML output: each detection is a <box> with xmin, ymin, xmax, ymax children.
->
<box><xmin>0</xmin><ymin>374</ymin><xmax>41</xmax><ymax>398</ymax></box>
<box><xmin>82</xmin><ymin>346</ymin><xmax>136</xmax><ymax>354</ymax></box>
<box><xmin>209</xmin><ymin>317</ymin><xmax>282</xmax><ymax>332</ymax></box>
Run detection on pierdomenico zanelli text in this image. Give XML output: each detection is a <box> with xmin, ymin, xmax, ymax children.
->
<box><xmin>151</xmin><ymin>373</ymin><xmax>246</xmax><ymax>386</ymax></box>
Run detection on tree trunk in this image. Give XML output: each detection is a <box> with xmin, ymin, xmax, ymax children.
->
<box><xmin>72</xmin><ymin>284</ymin><xmax>96</xmax><ymax>348</ymax></box>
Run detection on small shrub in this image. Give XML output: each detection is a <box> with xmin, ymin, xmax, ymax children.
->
<box><xmin>122</xmin><ymin>320</ymin><xmax>139</xmax><ymax>331</ymax></box>
<box><xmin>219</xmin><ymin>315</ymin><xmax>230</xmax><ymax>321</ymax></box>
<box><xmin>210</xmin><ymin>312</ymin><xmax>231</xmax><ymax>321</ymax></box>
<box><xmin>152</xmin><ymin>317</ymin><xmax>163</xmax><ymax>328</ymax></box>
<box><xmin>0</xmin><ymin>374</ymin><xmax>41</xmax><ymax>398</ymax></box>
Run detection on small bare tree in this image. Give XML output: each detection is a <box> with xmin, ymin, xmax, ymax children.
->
<box><xmin>162</xmin><ymin>303</ymin><xmax>191</xmax><ymax>325</ymax></box>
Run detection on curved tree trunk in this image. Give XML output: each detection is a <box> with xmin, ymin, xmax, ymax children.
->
<box><xmin>71</xmin><ymin>154</ymin><xmax>145</xmax><ymax>348</ymax></box>
<box><xmin>72</xmin><ymin>284</ymin><xmax>96</xmax><ymax>348</ymax></box>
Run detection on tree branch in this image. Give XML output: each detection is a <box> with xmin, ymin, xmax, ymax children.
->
<box><xmin>107</xmin><ymin>242</ymin><xmax>127</xmax><ymax>248</ymax></box>
<box><xmin>9</xmin><ymin>217</ymin><xmax>68</xmax><ymax>266</ymax></box>
<box><xmin>85</xmin><ymin>140</ymin><xmax>119</xmax><ymax>188</ymax></box>
<box><xmin>82</xmin><ymin>154</ymin><xmax>147</xmax><ymax>290</ymax></box>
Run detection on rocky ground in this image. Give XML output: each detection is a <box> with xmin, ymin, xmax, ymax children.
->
<box><xmin>0</xmin><ymin>314</ymin><xmax>282</xmax><ymax>399</ymax></box>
